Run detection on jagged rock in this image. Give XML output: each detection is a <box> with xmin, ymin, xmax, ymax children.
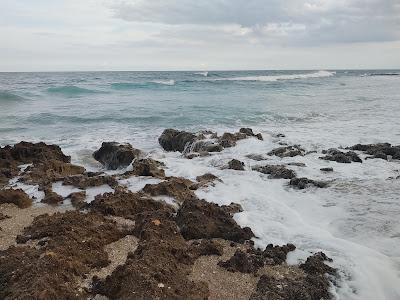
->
<box><xmin>0</xmin><ymin>189</ymin><xmax>32</xmax><ymax>208</ymax></box>
<box><xmin>192</xmin><ymin>173</ymin><xmax>222</xmax><ymax>189</ymax></box>
<box><xmin>124</xmin><ymin>158</ymin><xmax>165</xmax><ymax>178</ymax></box>
<box><xmin>62</xmin><ymin>173</ymin><xmax>118</xmax><ymax>189</ymax></box>
<box><xmin>227</xmin><ymin>159</ymin><xmax>245</xmax><ymax>171</ymax></box>
<box><xmin>218</xmin><ymin>249</ymin><xmax>264</xmax><ymax>273</ymax></box>
<box><xmin>320</xmin><ymin>149</ymin><xmax>362</xmax><ymax>163</ymax></box>
<box><xmin>253</xmin><ymin>165</ymin><xmax>296</xmax><ymax>179</ymax></box>
<box><xmin>348</xmin><ymin>143</ymin><xmax>400</xmax><ymax>160</ymax></box>
<box><xmin>68</xmin><ymin>191</ymin><xmax>87</xmax><ymax>209</ymax></box>
<box><xmin>142</xmin><ymin>177</ymin><xmax>197</xmax><ymax>203</ymax></box>
<box><xmin>289</xmin><ymin>177</ymin><xmax>328</xmax><ymax>189</ymax></box>
<box><xmin>176</xmin><ymin>199</ymin><xmax>254</xmax><ymax>243</ymax></box>
<box><xmin>221</xmin><ymin>202</ymin><xmax>243</xmax><ymax>216</ymax></box>
<box><xmin>239</xmin><ymin>128</ymin><xmax>263</xmax><ymax>140</ymax></box>
<box><xmin>93</xmin><ymin>142</ymin><xmax>141</xmax><ymax>170</ymax></box>
<box><xmin>42</xmin><ymin>188</ymin><xmax>63</xmax><ymax>205</ymax></box>
<box><xmin>90</xmin><ymin>190</ymin><xmax>174</xmax><ymax>219</ymax></box>
<box><xmin>186</xmin><ymin>140</ymin><xmax>223</xmax><ymax>153</ymax></box>
<box><xmin>158</xmin><ymin>129</ymin><xmax>196</xmax><ymax>152</ymax></box>
<box><xmin>268</xmin><ymin>145</ymin><xmax>305</xmax><ymax>158</ymax></box>
<box><xmin>189</xmin><ymin>240</ymin><xmax>224</xmax><ymax>257</ymax></box>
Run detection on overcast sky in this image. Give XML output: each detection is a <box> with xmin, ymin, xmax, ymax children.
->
<box><xmin>1</xmin><ymin>0</ymin><xmax>399</xmax><ymax>71</ymax></box>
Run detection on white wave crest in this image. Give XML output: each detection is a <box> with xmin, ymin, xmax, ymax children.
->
<box><xmin>151</xmin><ymin>79</ymin><xmax>176</xmax><ymax>86</ymax></box>
<box><xmin>214</xmin><ymin>70</ymin><xmax>335</xmax><ymax>82</ymax></box>
<box><xmin>194</xmin><ymin>71</ymin><xmax>209</xmax><ymax>77</ymax></box>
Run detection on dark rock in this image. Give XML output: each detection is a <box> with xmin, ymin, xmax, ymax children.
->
<box><xmin>320</xmin><ymin>167</ymin><xmax>334</xmax><ymax>172</ymax></box>
<box><xmin>68</xmin><ymin>191</ymin><xmax>87</xmax><ymax>209</ymax></box>
<box><xmin>176</xmin><ymin>199</ymin><xmax>254</xmax><ymax>243</ymax></box>
<box><xmin>246</xmin><ymin>154</ymin><xmax>267</xmax><ymax>161</ymax></box>
<box><xmin>263</xmin><ymin>243</ymin><xmax>296</xmax><ymax>265</ymax></box>
<box><xmin>142</xmin><ymin>177</ymin><xmax>197</xmax><ymax>203</ymax></box>
<box><xmin>193</xmin><ymin>173</ymin><xmax>222</xmax><ymax>189</ymax></box>
<box><xmin>228</xmin><ymin>159</ymin><xmax>245</xmax><ymax>171</ymax></box>
<box><xmin>287</xmin><ymin>162</ymin><xmax>306</xmax><ymax>167</ymax></box>
<box><xmin>90</xmin><ymin>190</ymin><xmax>174</xmax><ymax>219</ymax></box>
<box><xmin>300</xmin><ymin>252</ymin><xmax>335</xmax><ymax>276</ymax></box>
<box><xmin>348</xmin><ymin>143</ymin><xmax>400</xmax><ymax>160</ymax></box>
<box><xmin>221</xmin><ymin>202</ymin><xmax>244</xmax><ymax>216</ymax></box>
<box><xmin>239</xmin><ymin>128</ymin><xmax>263</xmax><ymax>140</ymax></box>
<box><xmin>320</xmin><ymin>149</ymin><xmax>362</xmax><ymax>163</ymax></box>
<box><xmin>268</xmin><ymin>145</ymin><xmax>305</xmax><ymax>158</ymax></box>
<box><xmin>219</xmin><ymin>132</ymin><xmax>239</xmax><ymax>148</ymax></box>
<box><xmin>124</xmin><ymin>158</ymin><xmax>165</xmax><ymax>178</ymax></box>
<box><xmin>158</xmin><ymin>129</ymin><xmax>196</xmax><ymax>152</ymax></box>
<box><xmin>190</xmin><ymin>240</ymin><xmax>224</xmax><ymax>257</ymax></box>
<box><xmin>186</xmin><ymin>140</ymin><xmax>223</xmax><ymax>154</ymax></box>
<box><xmin>0</xmin><ymin>212</ymin><xmax>10</xmax><ymax>221</ymax></box>
<box><xmin>253</xmin><ymin>165</ymin><xmax>296</xmax><ymax>179</ymax></box>
<box><xmin>218</xmin><ymin>249</ymin><xmax>264</xmax><ymax>273</ymax></box>
<box><xmin>42</xmin><ymin>188</ymin><xmax>63</xmax><ymax>205</ymax></box>
<box><xmin>93</xmin><ymin>142</ymin><xmax>141</xmax><ymax>170</ymax></box>
<box><xmin>63</xmin><ymin>173</ymin><xmax>118</xmax><ymax>189</ymax></box>
<box><xmin>289</xmin><ymin>177</ymin><xmax>328</xmax><ymax>189</ymax></box>
<box><xmin>0</xmin><ymin>189</ymin><xmax>32</xmax><ymax>208</ymax></box>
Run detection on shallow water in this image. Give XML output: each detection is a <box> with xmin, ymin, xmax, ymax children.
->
<box><xmin>1</xmin><ymin>70</ymin><xmax>400</xmax><ymax>299</ymax></box>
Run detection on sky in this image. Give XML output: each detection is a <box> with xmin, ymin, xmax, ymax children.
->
<box><xmin>0</xmin><ymin>0</ymin><xmax>399</xmax><ymax>71</ymax></box>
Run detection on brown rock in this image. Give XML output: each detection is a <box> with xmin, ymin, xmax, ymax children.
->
<box><xmin>93</xmin><ymin>142</ymin><xmax>142</xmax><ymax>170</ymax></box>
<box><xmin>0</xmin><ymin>189</ymin><xmax>32</xmax><ymax>208</ymax></box>
<box><xmin>142</xmin><ymin>177</ymin><xmax>198</xmax><ymax>203</ymax></box>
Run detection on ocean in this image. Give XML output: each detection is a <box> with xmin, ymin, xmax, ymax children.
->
<box><xmin>1</xmin><ymin>70</ymin><xmax>400</xmax><ymax>299</ymax></box>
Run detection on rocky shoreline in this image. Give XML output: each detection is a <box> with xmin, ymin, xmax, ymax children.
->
<box><xmin>1</xmin><ymin>128</ymin><xmax>398</xmax><ymax>299</ymax></box>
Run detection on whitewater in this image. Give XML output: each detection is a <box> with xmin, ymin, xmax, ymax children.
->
<box><xmin>1</xmin><ymin>70</ymin><xmax>400</xmax><ymax>299</ymax></box>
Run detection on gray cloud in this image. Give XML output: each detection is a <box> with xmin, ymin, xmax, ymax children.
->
<box><xmin>112</xmin><ymin>0</ymin><xmax>400</xmax><ymax>45</ymax></box>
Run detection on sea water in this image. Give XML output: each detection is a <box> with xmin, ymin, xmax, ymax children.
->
<box><xmin>1</xmin><ymin>70</ymin><xmax>400</xmax><ymax>299</ymax></box>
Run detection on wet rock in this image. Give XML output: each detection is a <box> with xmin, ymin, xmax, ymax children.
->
<box><xmin>253</xmin><ymin>165</ymin><xmax>296</xmax><ymax>179</ymax></box>
<box><xmin>192</xmin><ymin>173</ymin><xmax>222</xmax><ymax>189</ymax></box>
<box><xmin>246</xmin><ymin>154</ymin><xmax>267</xmax><ymax>161</ymax></box>
<box><xmin>219</xmin><ymin>132</ymin><xmax>239</xmax><ymax>148</ymax></box>
<box><xmin>142</xmin><ymin>177</ymin><xmax>198</xmax><ymax>203</ymax></box>
<box><xmin>176</xmin><ymin>199</ymin><xmax>254</xmax><ymax>243</ymax></box>
<box><xmin>123</xmin><ymin>158</ymin><xmax>165</xmax><ymax>178</ymax></box>
<box><xmin>1</xmin><ymin>211</ymin><xmax>127</xmax><ymax>300</ymax></box>
<box><xmin>93</xmin><ymin>142</ymin><xmax>141</xmax><ymax>170</ymax></box>
<box><xmin>268</xmin><ymin>145</ymin><xmax>305</xmax><ymax>158</ymax></box>
<box><xmin>263</xmin><ymin>243</ymin><xmax>296</xmax><ymax>265</ymax></box>
<box><xmin>158</xmin><ymin>129</ymin><xmax>196</xmax><ymax>152</ymax></box>
<box><xmin>68</xmin><ymin>191</ymin><xmax>87</xmax><ymax>209</ymax></box>
<box><xmin>42</xmin><ymin>188</ymin><xmax>63</xmax><ymax>205</ymax></box>
<box><xmin>320</xmin><ymin>167</ymin><xmax>334</xmax><ymax>172</ymax></box>
<box><xmin>348</xmin><ymin>143</ymin><xmax>400</xmax><ymax>160</ymax></box>
<box><xmin>21</xmin><ymin>159</ymin><xmax>85</xmax><ymax>188</ymax></box>
<box><xmin>320</xmin><ymin>149</ymin><xmax>362</xmax><ymax>163</ymax></box>
<box><xmin>228</xmin><ymin>159</ymin><xmax>245</xmax><ymax>171</ymax></box>
<box><xmin>221</xmin><ymin>202</ymin><xmax>244</xmax><ymax>216</ymax></box>
<box><xmin>250</xmin><ymin>251</ymin><xmax>335</xmax><ymax>300</ymax></box>
<box><xmin>239</xmin><ymin>128</ymin><xmax>263</xmax><ymax>140</ymax></box>
<box><xmin>90</xmin><ymin>190</ymin><xmax>174</xmax><ymax>219</ymax></box>
<box><xmin>0</xmin><ymin>189</ymin><xmax>32</xmax><ymax>208</ymax></box>
<box><xmin>300</xmin><ymin>252</ymin><xmax>335</xmax><ymax>276</ymax></box>
<box><xmin>63</xmin><ymin>173</ymin><xmax>119</xmax><ymax>189</ymax></box>
<box><xmin>289</xmin><ymin>177</ymin><xmax>328</xmax><ymax>189</ymax></box>
<box><xmin>218</xmin><ymin>249</ymin><xmax>264</xmax><ymax>273</ymax></box>
<box><xmin>287</xmin><ymin>162</ymin><xmax>306</xmax><ymax>167</ymax></box>
<box><xmin>186</xmin><ymin>140</ymin><xmax>223</xmax><ymax>153</ymax></box>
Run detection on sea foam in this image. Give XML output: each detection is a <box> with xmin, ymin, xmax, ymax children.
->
<box><xmin>213</xmin><ymin>70</ymin><xmax>335</xmax><ymax>82</ymax></box>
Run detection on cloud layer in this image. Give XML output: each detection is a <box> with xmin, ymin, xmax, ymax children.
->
<box><xmin>0</xmin><ymin>0</ymin><xmax>399</xmax><ymax>71</ymax></box>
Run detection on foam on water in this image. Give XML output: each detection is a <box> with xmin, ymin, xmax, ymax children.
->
<box><xmin>1</xmin><ymin>70</ymin><xmax>400</xmax><ymax>299</ymax></box>
<box><xmin>213</xmin><ymin>70</ymin><xmax>335</xmax><ymax>82</ymax></box>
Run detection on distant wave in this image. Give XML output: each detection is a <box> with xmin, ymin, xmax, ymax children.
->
<box><xmin>0</xmin><ymin>90</ymin><xmax>26</xmax><ymax>102</ymax></box>
<box><xmin>150</xmin><ymin>80</ymin><xmax>175</xmax><ymax>86</ymax></box>
<box><xmin>194</xmin><ymin>71</ymin><xmax>209</xmax><ymax>77</ymax></box>
<box><xmin>111</xmin><ymin>80</ymin><xmax>175</xmax><ymax>90</ymax></box>
<box><xmin>365</xmin><ymin>73</ymin><xmax>399</xmax><ymax>77</ymax></box>
<box><xmin>212</xmin><ymin>70</ymin><xmax>335</xmax><ymax>82</ymax></box>
<box><xmin>47</xmin><ymin>85</ymin><xmax>103</xmax><ymax>95</ymax></box>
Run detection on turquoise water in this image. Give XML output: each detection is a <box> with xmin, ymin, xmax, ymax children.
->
<box><xmin>1</xmin><ymin>70</ymin><xmax>400</xmax><ymax>299</ymax></box>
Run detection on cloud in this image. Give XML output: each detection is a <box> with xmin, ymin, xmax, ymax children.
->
<box><xmin>111</xmin><ymin>0</ymin><xmax>400</xmax><ymax>45</ymax></box>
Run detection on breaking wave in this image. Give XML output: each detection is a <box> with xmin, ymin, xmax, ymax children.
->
<box><xmin>212</xmin><ymin>70</ymin><xmax>335</xmax><ymax>82</ymax></box>
<box><xmin>111</xmin><ymin>80</ymin><xmax>175</xmax><ymax>90</ymax></box>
